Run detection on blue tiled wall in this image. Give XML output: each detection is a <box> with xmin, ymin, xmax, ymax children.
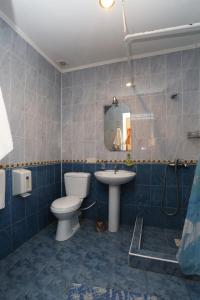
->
<box><xmin>0</xmin><ymin>164</ymin><xmax>61</xmax><ymax>259</ymax></box>
<box><xmin>62</xmin><ymin>162</ymin><xmax>195</xmax><ymax>229</ymax></box>
<box><xmin>0</xmin><ymin>162</ymin><xmax>195</xmax><ymax>259</ymax></box>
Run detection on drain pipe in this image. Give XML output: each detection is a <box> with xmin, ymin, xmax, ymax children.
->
<box><xmin>81</xmin><ymin>201</ymin><xmax>96</xmax><ymax>211</ymax></box>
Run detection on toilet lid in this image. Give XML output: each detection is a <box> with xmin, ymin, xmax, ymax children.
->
<box><xmin>51</xmin><ymin>196</ymin><xmax>81</xmax><ymax>212</ymax></box>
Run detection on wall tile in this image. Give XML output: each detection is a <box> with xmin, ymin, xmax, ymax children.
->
<box><xmin>26</xmin><ymin>43</ymin><xmax>39</xmax><ymax>69</ymax></box>
<box><xmin>182</xmin><ymin>185</ymin><xmax>192</xmax><ymax>209</ymax></box>
<box><xmin>151</xmin><ymin>164</ymin><xmax>165</xmax><ymax>186</ymax></box>
<box><xmin>25</xmin><ymin>189</ymin><xmax>38</xmax><ymax>217</ymax></box>
<box><xmin>182</xmin><ymin>91</ymin><xmax>200</xmax><ymax>115</ymax></box>
<box><xmin>135</xmin><ymin>164</ymin><xmax>151</xmax><ymax>185</ymax></box>
<box><xmin>0</xmin><ymin>18</ymin><xmax>61</xmax><ymax>259</ymax></box>
<box><xmin>0</xmin><ymin>227</ymin><xmax>13</xmax><ymax>259</ymax></box>
<box><xmin>166</xmin><ymin>93</ymin><xmax>182</xmax><ymax>116</ymax></box>
<box><xmin>150</xmin><ymin>72</ymin><xmax>166</xmax><ymax>94</ymax></box>
<box><xmin>135</xmin><ymin>57</ymin><xmax>150</xmax><ymax>76</ymax></box>
<box><xmin>13</xmin><ymin>219</ymin><xmax>27</xmax><ymax>250</ymax></box>
<box><xmin>182</xmin><ymin>69</ymin><xmax>199</xmax><ymax>91</ymax></box>
<box><xmin>150</xmin><ymin>137</ymin><xmax>166</xmax><ymax>161</ymax></box>
<box><xmin>181</xmin><ymin>165</ymin><xmax>195</xmax><ymax>186</ymax></box>
<box><xmin>11</xmin><ymin>195</ymin><xmax>26</xmax><ymax>224</ymax></box>
<box><xmin>1</xmin><ymin>162</ymin><xmax>61</xmax><ymax>259</ymax></box>
<box><xmin>0</xmin><ymin>18</ymin><xmax>61</xmax><ymax>167</ymax></box>
<box><xmin>150</xmin><ymin>93</ymin><xmax>166</xmax><ymax>119</ymax></box>
<box><xmin>62</xmin><ymin>72</ymin><xmax>72</xmax><ymax>87</ymax></box>
<box><xmin>12</xmin><ymin>32</ymin><xmax>27</xmax><ymax>60</ymax></box>
<box><xmin>182</xmin><ymin>49</ymin><xmax>200</xmax><ymax>70</ymax></box>
<box><xmin>26</xmin><ymin>214</ymin><xmax>38</xmax><ymax>239</ymax></box>
<box><xmin>0</xmin><ymin>203</ymin><xmax>11</xmax><ymax>230</ymax></box>
<box><xmin>150</xmin><ymin>54</ymin><xmax>166</xmax><ymax>74</ymax></box>
<box><xmin>150</xmin><ymin>185</ymin><xmax>163</xmax><ymax>208</ymax></box>
<box><xmin>62</xmin><ymin>87</ymin><xmax>72</xmax><ymax>106</ymax></box>
<box><xmin>38</xmin><ymin>209</ymin><xmax>49</xmax><ymax>231</ymax></box>
<box><xmin>9</xmin><ymin>136</ymin><xmax>25</xmax><ymax>164</ymax></box>
<box><xmin>166</xmin><ymin>52</ymin><xmax>181</xmax><ymax>72</ymax></box>
<box><xmin>96</xmin><ymin>65</ymin><xmax>109</xmax><ymax>82</ymax></box>
<box><xmin>166</xmin><ymin>70</ymin><xmax>182</xmax><ymax>94</ymax></box>
<box><xmin>64</xmin><ymin>162</ymin><xmax>190</xmax><ymax>230</ymax></box>
<box><xmin>166</xmin><ymin>186</ymin><xmax>181</xmax><ymax>208</ymax></box>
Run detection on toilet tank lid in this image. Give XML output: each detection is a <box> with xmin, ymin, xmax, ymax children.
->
<box><xmin>64</xmin><ymin>172</ymin><xmax>91</xmax><ymax>178</ymax></box>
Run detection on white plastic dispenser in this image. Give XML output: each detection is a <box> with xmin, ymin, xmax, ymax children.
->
<box><xmin>0</xmin><ymin>169</ymin><xmax>5</xmax><ymax>209</ymax></box>
<box><xmin>12</xmin><ymin>169</ymin><xmax>32</xmax><ymax>197</ymax></box>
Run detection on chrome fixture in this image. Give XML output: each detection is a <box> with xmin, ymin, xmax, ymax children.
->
<box><xmin>170</xmin><ymin>93</ymin><xmax>178</xmax><ymax>100</ymax></box>
<box><xmin>161</xmin><ymin>158</ymin><xmax>187</xmax><ymax>217</ymax></box>
<box><xmin>114</xmin><ymin>163</ymin><xmax>118</xmax><ymax>174</ymax></box>
<box><xmin>112</xmin><ymin>96</ymin><xmax>118</xmax><ymax>106</ymax></box>
<box><xmin>187</xmin><ymin>131</ymin><xmax>200</xmax><ymax>139</ymax></box>
<box><xmin>168</xmin><ymin>159</ymin><xmax>188</xmax><ymax>168</ymax></box>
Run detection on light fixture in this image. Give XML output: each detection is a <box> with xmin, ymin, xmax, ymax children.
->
<box><xmin>126</xmin><ymin>82</ymin><xmax>132</xmax><ymax>87</ymax></box>
<box><xmin>99</xmin><ymin>0</ymin><xmax>115</xmax><ymax>10</ymax></box>
<box><xmin>112</xmin><ymin>96</ymin><xmax>118</xmax><ymax>106</ymax></box>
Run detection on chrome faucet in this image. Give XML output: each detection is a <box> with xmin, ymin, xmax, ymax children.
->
<box><xmin>114</xmin><ymin>163</ymin><xmax>118</xmax><ymax>174</ymax></box>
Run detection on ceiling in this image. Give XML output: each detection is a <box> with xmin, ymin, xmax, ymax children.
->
<box><xmin>0</xmin><ymin>0</ymin><xmax>200</xmax><ymax>72</ymax></box>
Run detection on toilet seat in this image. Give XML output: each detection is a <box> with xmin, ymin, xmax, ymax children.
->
<box><xmin>51</xmin><ymin>196</ymin><xmax>81</xmax><ymax>213</ymax></box>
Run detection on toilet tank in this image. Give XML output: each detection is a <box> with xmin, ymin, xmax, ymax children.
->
<box><xmin>64</xmin><ymin>172</ymin><xmax>91</xmax><ymax>199</ymax></box>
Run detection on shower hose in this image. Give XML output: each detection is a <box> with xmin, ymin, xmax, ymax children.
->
<box><xmin>161</xmin><ymin>160</ymin><xmax>180</xmax><ymax>216</ymax></box>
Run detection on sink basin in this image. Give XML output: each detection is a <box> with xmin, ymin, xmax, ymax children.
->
<box><xmin>94</xmin><ymin>169</ymin><xmax>136</xmax><ymax>232</ymax></box>
<box><xmin>94</xmin><ymin>170</ymin><xmax>136</xmax><ymax>185</ymax></box>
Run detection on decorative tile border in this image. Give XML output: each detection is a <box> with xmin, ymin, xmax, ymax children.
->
<box><xmin>61</xmin><ymin>159</ymin><xmax>197</xmax><ymax>165</ymax></box>
<box><xmin>0</xmin><ymin>159</ymin><xmax>197</xmax><ymax>169</ymax></box>
<box><xmin>0</xmin><ymin>160</ymin><xmax>61</xmax><ymax>169</ymax></box>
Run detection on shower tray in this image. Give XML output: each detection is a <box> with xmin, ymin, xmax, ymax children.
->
<box><xmin>128</xmin><ymin>217</ymin><xmax>183</xmax><ymax>277</ymax></box>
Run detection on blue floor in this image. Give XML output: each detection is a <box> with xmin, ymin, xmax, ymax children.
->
<box><xmin>0</xmin><ymin>219</ymin><xmax>199</xmax><ymax>300</ymax></box>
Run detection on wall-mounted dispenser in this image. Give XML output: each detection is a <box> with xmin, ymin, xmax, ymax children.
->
<box><xmin>0</xmin><ymin>169</ymin><xmax>5</xmax><ymax>209</ymax></box>
<box><xmin>12</xmin><ymin>169</ymin><xmax>32</xmax><ymax>197</ymax></box>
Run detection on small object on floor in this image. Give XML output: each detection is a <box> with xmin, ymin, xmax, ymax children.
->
<box><xmin>96</xmin><ymin>219</ymin><xmax>107</xmax><ymax>232</ymax></box>
<box><xmin>66</xmin><ymin>283</ymin><xmax>157</xmax><ymax>300</ymax></box>
<box><xmin>175</xmin><ymin>238</ymin><xmax>181</xmax><ymax>247</ymax></box>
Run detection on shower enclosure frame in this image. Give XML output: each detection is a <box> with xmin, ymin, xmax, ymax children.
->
<box><xmin>128</xmin><ymin>217</ymin><xmax>183</xmax><ymax>277</ymax></box>
<box><xmin>124</xmin><ymin>22</ymin><xmax>200</xmax><ymax>45</ymax></box>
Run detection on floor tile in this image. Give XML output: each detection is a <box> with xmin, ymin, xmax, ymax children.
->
<box><xmin>0</xmin><ymin>219</ymin><xmax>198</xmax><ymax>300</ymax></box>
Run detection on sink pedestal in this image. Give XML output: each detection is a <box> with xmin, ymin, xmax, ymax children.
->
<box><xmin>108</xmin><ymin>185</ymin><xmax>120</xmax><ymax>232</ymax></box>
<box><xmin>94</xmin><ymin>170</ymin><xmax>136</xmax><ymax>233</ymax></box>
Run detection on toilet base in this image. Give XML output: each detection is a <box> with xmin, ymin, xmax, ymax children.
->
<box><xmin>55</xmin><ymin>214</ymin><xmax>80</xmax><ymax>241</ymax></box>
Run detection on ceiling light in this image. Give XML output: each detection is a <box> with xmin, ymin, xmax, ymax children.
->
<box><xmin>99</xmin><ymin>0</ymin><xmax>115</xmax><ymax>10</ymax></box>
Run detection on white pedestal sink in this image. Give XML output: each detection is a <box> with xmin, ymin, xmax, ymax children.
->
<box><xmin>94</xmin><ymin>170</ymin><xmax>136</xmax><ymax>232</ymax></box>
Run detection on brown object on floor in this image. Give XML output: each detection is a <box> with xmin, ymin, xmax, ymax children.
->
<box><xmin>96</xmin><ymin>220</ymin><xmax>107</xmax><ymax>232</ymax></box>
<box><xmin>174</xmin><ymin>238</ymin><xmax>181</xmax><ymax>247</ymax></box>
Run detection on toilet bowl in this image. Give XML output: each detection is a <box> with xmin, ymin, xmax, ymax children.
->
<box><xmin>50</xmin><ymin>172</ymin><xmax>91</xmax><ymax>241</ymax></box>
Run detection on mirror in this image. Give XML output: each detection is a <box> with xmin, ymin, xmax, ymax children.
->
<box><xmin>104</xmin><ymin>102</ymin><xmax>132</xmax><ymax>151</ymax></box>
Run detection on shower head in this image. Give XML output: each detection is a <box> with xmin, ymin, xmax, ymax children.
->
<box><xmin>170</xmin><ymin>93</ymin><xmax>178</xmax><ymax>100</ymax></box>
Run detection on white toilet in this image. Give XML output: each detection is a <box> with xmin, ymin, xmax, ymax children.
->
<box><xmin>50</xmin><ymin>172</ymin><xmax>91</xmax><ymax>241</ymax></box>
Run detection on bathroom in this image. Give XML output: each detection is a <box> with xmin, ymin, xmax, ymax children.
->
<box><xmin>0</xmin><ymin>0</ymin><xmax>200</xmax><ymax>299</ymax></box>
